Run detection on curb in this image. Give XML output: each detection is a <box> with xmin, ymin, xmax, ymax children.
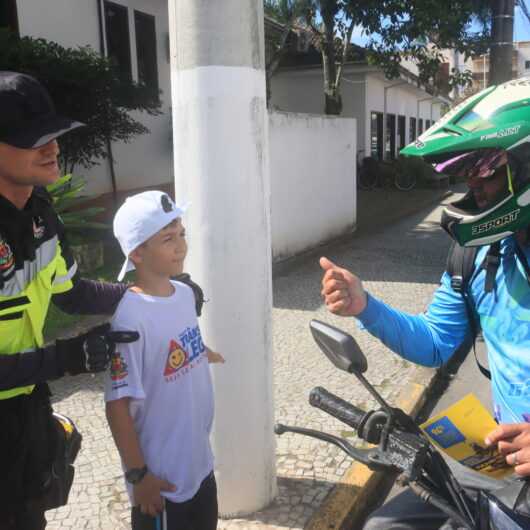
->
<box><xmin>305</xmin><ymin>366</ymin><xmax>439</xmax><ymax>530</ymax></box>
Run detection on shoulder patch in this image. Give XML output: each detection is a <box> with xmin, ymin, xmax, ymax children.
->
<box><xmin>0</xmin><ymin>235</ymin><xmax>15</xmax><ymax>275</ymax></box>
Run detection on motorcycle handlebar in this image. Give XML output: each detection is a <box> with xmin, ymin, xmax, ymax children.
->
<box><xmin>309</xmin><ymin>386</ymin><xmax>367</xmax><ymax>432</ymax></box>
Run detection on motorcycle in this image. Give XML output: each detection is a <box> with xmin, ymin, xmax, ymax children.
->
<box><xmin>275</xmin><ymin>320</ymin><xmax>530</xmax><ymax>529</ymax></box>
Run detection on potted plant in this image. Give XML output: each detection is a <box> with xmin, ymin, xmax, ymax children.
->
<box><xmin>47</xmin><ymin>174</ymin><xmax>108</xmax><ymax>273</ymax></box>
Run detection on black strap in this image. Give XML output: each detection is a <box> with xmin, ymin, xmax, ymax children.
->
<box><xmin>460</xmin><ymin>258</ymin><xmax>492</xmax><ymax>380</ymax></box>
<box><xmin>174</xmin><ymin>273</ymin><xmax>205</xmax><ymax>316</ymax></box>
<box><xmin>446</xmin><ymin>242</ymin><xmax>493</xmax><ymax>379</ymax></box>
<box><xmin>481</xmin><ymin>242</ymin><xmax>501</xmax><ymax>294</ymax></box>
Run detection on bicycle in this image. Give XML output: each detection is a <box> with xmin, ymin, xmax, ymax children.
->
<box><xmin>357</xmin><ymin>152</ymin><xmax>418</xmax><ymax>192</ymax></box>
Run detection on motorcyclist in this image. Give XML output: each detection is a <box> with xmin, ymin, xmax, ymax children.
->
<box><xmin>321</xmin><ymin>77</ymin><xmax>530</xmax><ymax>529</ymax></box>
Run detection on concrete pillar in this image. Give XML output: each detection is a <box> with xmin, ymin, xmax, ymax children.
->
<box><xmin>168</xmin><ymin>0</ymin><xmax>276</xmax><ymax>517</ymax></box>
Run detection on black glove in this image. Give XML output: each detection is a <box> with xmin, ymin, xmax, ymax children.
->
<box><xmin>55</xmin><ymin>323</ymin><xmax>139</xmax><ymax>376</ymax></box>
<box><xmin>174</xmin><ymin>273</ymin><xmax>205</xmax><ymax>316</ymax></box>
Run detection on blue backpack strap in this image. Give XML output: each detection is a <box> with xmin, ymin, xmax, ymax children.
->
<box><xmin>446</xmin><ymin>242</ymin><xmax>492</xmax><ymax>379</ymax></box>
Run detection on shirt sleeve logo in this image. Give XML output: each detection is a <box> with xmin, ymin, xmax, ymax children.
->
<box><xmin>110</xmin><ymin>352</ymin><xmax>128</xmax><ymax>381</ymax></box>
<box><xmin>0</xmin><ymin>236</ymin><xmax>14</xmax><ymax>274</ymax></box>
<box><xmin>163</xmin><ymin>339</ymin><xmax>188</xmax><ymax>376</ymax></box>
<box><xmin>33</xmin><ymin>216</ymin><xmax>46</xmax><ymax>239</ymax></box>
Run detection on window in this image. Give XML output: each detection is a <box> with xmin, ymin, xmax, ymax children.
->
<box><xmin>526</xmin><ymin>60</ymin><xmax>530</xmax><ymax>70</ymax></box>
<box><xmin>135</xmin><ymin>10</ymin><xmax>159</xmax><ymax>93</ymax></box>
<box><xmin>418</xmin><ymin>119</ymin><xmax>424</xmax><ymax>135</ymax></box>
<box><xmin>386</xmin><ymin>113</ymin><xmax>396</xmax><ymax>159</ymax></box>
<box><xmin>104</xmin><ymin>1</ymin><xmax>132</xmax><ymax>82</ymax></box>
<box><xmin>0</xmin><ymin>0</ymin><xmax>18</xmax><ymax>34</ymax></box>
<box><xmin>398</xmin><ymin>115</ymin><xmax>406</xmax><ymax>150</ymax></box>
<box><xmin>409</xmin><ymin>117</ymin><xmax>417</xmax><ymax>142</ymax></box>
<box><xmin>370</xmin><ymin>112</ymin><xmax>383</xmax><ymax>160</ymax></box>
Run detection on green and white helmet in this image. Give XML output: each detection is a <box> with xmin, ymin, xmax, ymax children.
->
<box><xmin>401</xmin><ymin>78</ymin><xmax>530</xmax><ymax>247</ymax></box>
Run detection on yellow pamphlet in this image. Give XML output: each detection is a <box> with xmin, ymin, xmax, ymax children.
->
<box><xmin>420</xmin><ymin>393</ymin><xmax>513</xmax><ymax>479</ymax></box>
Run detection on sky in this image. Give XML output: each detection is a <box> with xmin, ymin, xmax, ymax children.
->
<box><xmin>349</xmin><ymin>5</ymin><xmax>530</xmax><ymax>47</ymax></box>
<box><xmin>514</xmin><ymin>5</ymin><xmax>530</xmax><ymax>41</ymax></box>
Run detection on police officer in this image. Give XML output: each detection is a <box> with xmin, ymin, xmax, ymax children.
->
<box><xmin>0</xmin><ymin>71</ymin><xmax>138</xmax><ymax>529</ymax></box>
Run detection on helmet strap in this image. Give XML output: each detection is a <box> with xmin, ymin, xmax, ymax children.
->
<box><xmin>507</xmin><ymin>164</ymin><xmax>515</xmax><ymax>195</ymax></box>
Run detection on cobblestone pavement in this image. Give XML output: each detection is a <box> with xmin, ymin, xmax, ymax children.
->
<box><xmin>45</xmin><ymin>186</ymin><xmax>465</xmax><ymax>529</ymax></box>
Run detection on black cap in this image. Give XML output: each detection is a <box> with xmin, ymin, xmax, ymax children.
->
<box><xmin>0</xmin><ymin>71</ymin><xmax>85</xmax><ymax>149</ymax></box>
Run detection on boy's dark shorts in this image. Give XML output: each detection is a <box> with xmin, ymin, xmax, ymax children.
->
<box><xmin>132</xmin><ymin>471</ymin><xmax>218</xmax><ymax>530</ymax></box>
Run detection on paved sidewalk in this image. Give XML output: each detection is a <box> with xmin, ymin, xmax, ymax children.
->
<box><xmin>45</xmin><ymin>185</ymin><xmax>465</xmax><ymax>529</ymax></box>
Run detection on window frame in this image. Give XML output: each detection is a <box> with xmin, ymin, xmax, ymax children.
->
<box><xmin>104</xmin><ymin>0</ymin><xmax>133</xmax><ymax>82</ymax></box>
<box><xmin>409</xmin><ymin>117</ymin><xmax>417</xmax><ymax>142</ymax></box>
<box><xmin>386</xmin><ymin>113</ymin><xmax>396</xmax><ymax>159</ymax></box>
<box><xmin>134</xmin><ymin>9</ymin><xmax>159</xmax><ymax>94</ymax></box>
<box><xmin>0</xmin><ymin>0</ymin><xmax>19</xmax><ymax>35</ymax></box>
<box><xmin>370</xmin><ymin>111</ymin><xmax>384</xmax><ymax>161</ymax></box>
<box><xmin>397</xmin><ymin>115</ymin><xmax>406</xmax><ymax>151</ymax></box>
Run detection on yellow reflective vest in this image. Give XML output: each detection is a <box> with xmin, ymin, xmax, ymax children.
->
<box><xmin>0</xmin><ymin>188</ymin><xmax>76</xmax><ymax>400</ymax></box>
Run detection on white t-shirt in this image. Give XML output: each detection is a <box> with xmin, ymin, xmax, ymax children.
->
<box><xmin>104</xmin><ymin>281</ymin><xmax>214</xmax><ymax>504</ymax></box>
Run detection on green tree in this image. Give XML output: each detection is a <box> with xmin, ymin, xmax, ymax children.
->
<box><xmin>0</xmin><ymin>30</ymin><xmax>162</xmax><ymax>173</ymax></box>
<box><xmin>264</xmin><ymin>0</ymin><xmax>305</xmax><ymax>105</ymax></box>
<box><xmin>266</xmin><ymin>0</ymin><xmax>492</xmax><ymax>115</ymax></box>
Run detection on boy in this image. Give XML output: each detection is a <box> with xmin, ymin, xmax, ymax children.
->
<box><xmin>105</xmin><ymin>190</ymin><xmax>224</xmax><ymax>530</ymax></box>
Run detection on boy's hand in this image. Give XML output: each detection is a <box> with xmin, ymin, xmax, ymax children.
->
<box><xmin>206</xmin><ymin>347</ymin><xmax>225</xmax><ymax>364</ymax></box>
<box><xmin>134</xmin><ymin>472</ymin><xmax>175</xmax><ymax>517</ymax></box>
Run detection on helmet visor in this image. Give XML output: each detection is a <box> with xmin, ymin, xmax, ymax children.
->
<box><xmin>434</xmin><ymin>148</ymin><xmax>508</xmax><ymax>179</ymax></box>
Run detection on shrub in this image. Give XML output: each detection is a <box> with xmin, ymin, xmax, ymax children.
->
<box><xmin>0</xmin><ymin>29</ymin><xmax>162</xmax><ymax>173</ymax></box>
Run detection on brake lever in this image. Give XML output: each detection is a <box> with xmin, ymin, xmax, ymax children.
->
<box><xmin>275</xmin><ymin>423</ymin><xmax>391</xmax><ymax>472</ymax></box>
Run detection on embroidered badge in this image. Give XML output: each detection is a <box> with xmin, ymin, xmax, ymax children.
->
<box><xmin>33</xmin><ymin>216</ymin><xmax>46</xmax><ymax>239</ymax></box>
<box><xmin>0</xmin><ymin>236</ymin><xmax>15</xmax><ymax>275</ymax></box>
<box><xmin>110</xmin><ymin>352</ymin><xmax>128</xmax><ymax>381</ymax></box>
<box><xmin>163</xmin><ymin>339</ymin><xmax>188</xmax><ymax>376</ymax></box>
<box><xmin>161</xmin><ymin>194</ymin><xmax>173</xmax><ymax>213</ymax></box>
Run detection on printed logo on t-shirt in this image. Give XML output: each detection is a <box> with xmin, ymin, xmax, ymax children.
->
<box><xmin>164</xmin><ymin>340</ymin><xmax>188</xmax><ymax>375</ymax></box>
<box><xmin>163</xmin><ymin>326</ymin><xmax>205</xmax><ymax>382</ymax></box>
<box><xmin>110</xmin><ymin>351</ymin><xmax>128</xmax><ymax>383</ymax></box>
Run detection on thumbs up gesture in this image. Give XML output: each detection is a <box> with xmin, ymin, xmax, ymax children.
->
<box><xmin>320</xmin><ymin>257</ymin><xmax>367</xmax><ymax>317</ymax></box>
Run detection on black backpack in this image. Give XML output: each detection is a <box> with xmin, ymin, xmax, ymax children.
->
<box><xmin>445</xmin><ymin>241</ymin><xmax>502</xmax><ymax>379</ymax></box>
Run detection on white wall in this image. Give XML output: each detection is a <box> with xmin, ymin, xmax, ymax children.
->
<box><xmin>16</xmin><ymin>0</ymin><xmax>173</xmax><ymax>195</ymax></box>
<box><xmin>268</xmin><ymin>111</ymin><xmax>356</xmax><ymax>261</ymax></box>
<box><xmin>270</xmin><ymin>69</ymin><xmax>325</xmax><ymax>114</ymax></box>
<box><xmin>364</xmin><ymin>74</ymin><xmax>443</xmax><ymax>155</ymax></box>
<box><xmin>516</xmin><ymin>42</ymin><xmax>530</xmax><ymax>76</ymax></box>
<box><xmin>271</xmin><ymin>67</ymin><xmax>442</xmax><ymax>161</ymax></box>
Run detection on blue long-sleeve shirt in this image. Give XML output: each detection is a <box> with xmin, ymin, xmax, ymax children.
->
<box><xmin>356</xmin><ymin>236</ymin><xmax>530</xmax><ymax>424</ymax></box>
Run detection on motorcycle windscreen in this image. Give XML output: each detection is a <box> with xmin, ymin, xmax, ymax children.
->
<box><xmin>486</xmin><ymin>495</ymin><xmax>530</xmax><ymax>530</ymax></box>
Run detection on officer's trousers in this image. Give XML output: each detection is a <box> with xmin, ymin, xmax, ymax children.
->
<box><xmin>0</xmin><ymin>384</ymin><xmax>57</xmax><ymax>529</ymax></box>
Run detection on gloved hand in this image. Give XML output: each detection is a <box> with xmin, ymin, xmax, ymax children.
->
<box><xmin>55</xmin><ymin>323</ymin><xmax>139</xmax><ymax>376</ymax></box>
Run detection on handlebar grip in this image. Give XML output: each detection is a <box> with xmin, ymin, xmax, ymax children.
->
<box><xmin>309</xmin><ymin>387</ymin><xmax>366</xmax><ymax>431</ymax></box>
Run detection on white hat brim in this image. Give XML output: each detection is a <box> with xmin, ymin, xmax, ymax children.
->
<box><xmin>117</xmin><ymin>257</ymin><xmax>135</xmax><ymax>282</ymax></box>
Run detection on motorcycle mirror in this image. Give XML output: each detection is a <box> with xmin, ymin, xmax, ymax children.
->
<box><xmin>310</xmin><ymin>320</ymin><xmax>367</xmax><ymax>374</ymax></box>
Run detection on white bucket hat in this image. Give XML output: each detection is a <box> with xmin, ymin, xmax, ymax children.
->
<box><xmin>113</xmin><ymin>191</ymin><xmax>186</xmax><ymax>281</ymax></box>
